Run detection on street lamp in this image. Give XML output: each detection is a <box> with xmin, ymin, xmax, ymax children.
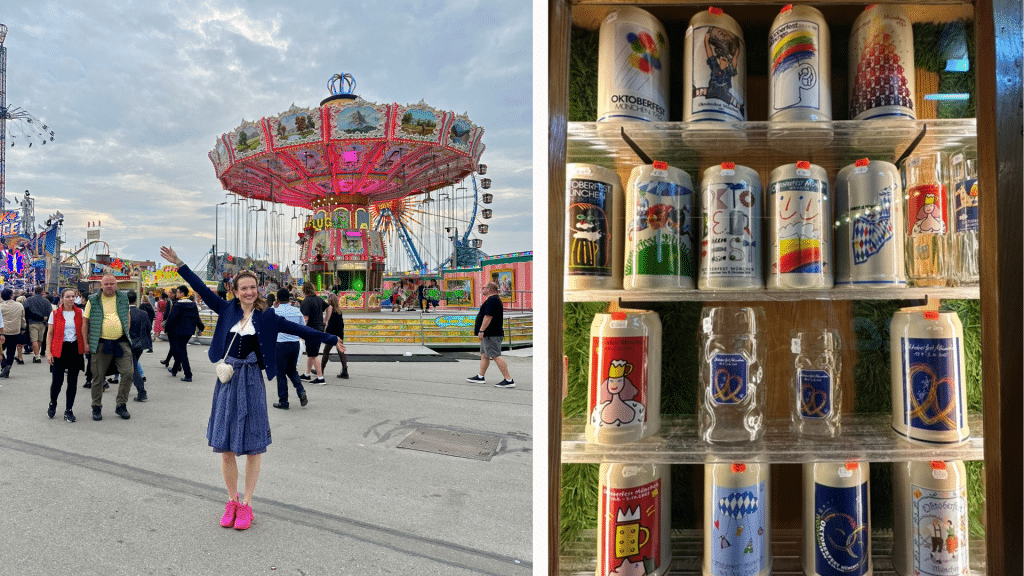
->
<box><xmin>214</xmin><ymin>201</ymin><xmax>227</xmax><ymax>271</ymax></box>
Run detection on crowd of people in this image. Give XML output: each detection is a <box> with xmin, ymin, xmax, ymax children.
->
<box><xmin>6</xmin><ymin>256</ymin><xmax>514</xmax><ymax>531</ymax></box>
<box><xmin>0</xmin><ymin>270</ymin><xmax>353</xmax><ymax>424</ymax></box>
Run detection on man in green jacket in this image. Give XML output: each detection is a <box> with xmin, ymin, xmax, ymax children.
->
<box><xmin>83</xmin><ymin>274</ymin><xmax>134</xmax><ymax>421</ymax></box>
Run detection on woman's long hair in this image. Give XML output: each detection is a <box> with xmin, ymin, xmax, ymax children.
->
<box><xmin>327</xmin><ymin>293</ymin><xmax>340</xmax><ymax>316</ymax></box>
<box><xmin>233</xmin><ymin>271</ymin><xmax>267</xmax><ymax>311</ymax></box>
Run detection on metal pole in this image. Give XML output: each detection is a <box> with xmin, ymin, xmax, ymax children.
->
<box><xmin>214</xmin><ymin>201</ymin><xmax>226</xmax><ymax>274</ymax></box>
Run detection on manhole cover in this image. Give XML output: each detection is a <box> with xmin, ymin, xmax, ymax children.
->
<box><xmin>397</xmin><ymin>428</ymin><xmax>499</xmax><ymax>461</ymax></box>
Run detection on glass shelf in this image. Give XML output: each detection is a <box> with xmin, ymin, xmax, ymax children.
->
<box><xmin>567</xmin><ymin>119</ymin><xmax>977</xmax><ymax>172</ymax></box>
<box><xmin>560</xmin><ymin>529</ymin><xmax>987</xmax><ymax>576</ymax></box>
<box><xmin>564</xmin><ymin>286</ymin><xmax>979</xmax><ymax>303</ymax></box>
<box><xmin>560</xmin><ymin>413</ymin><xmax>984</xmax><ymax>464</ymax></box>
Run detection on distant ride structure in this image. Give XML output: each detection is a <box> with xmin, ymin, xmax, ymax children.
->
<box><xmin>0</xmin><ymin>24</ymin><xmax>56</xmax><ymax>212</ymax></box>
<box><xmin>209</xmin><ymin>74</ymin><xmax>489</xmax><ymax>310</ymax></box>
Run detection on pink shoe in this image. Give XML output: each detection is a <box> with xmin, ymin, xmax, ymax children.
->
<box><xmin>234</xmin><ymin>502</ymin><xmax>253</xmax><ymax>530</ymax></box>
<box><xmin>220</xmin><ymin>495</ymin><xmax>239</xmax><ymax>528</ymax></box>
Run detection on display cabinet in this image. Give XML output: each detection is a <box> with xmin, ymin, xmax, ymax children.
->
<box><xmin>548</xmin><ymin>1</ymin><xmax>1021</xmax><ymax>575</ymax></box>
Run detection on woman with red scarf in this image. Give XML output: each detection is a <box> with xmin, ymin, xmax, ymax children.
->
<box><xmin>47</xmin><ymin>288</ymin><xmax>86</xmax><ymax>422</ymax></box>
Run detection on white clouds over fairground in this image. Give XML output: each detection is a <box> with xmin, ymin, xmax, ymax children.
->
<box><xmin>3</xmin><ymin>0</ymin><xmax>532</xmax><ymax>269</ymax></box>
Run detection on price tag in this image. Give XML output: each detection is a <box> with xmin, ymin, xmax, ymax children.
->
<box><xmin>610</xmin><ymin>312</ymin><xmax>627</xmax><ymax>328</ymax></box>
<box><xmin>720</xmin><ymin>161</ymin><xmax>735</xmax><ymax>177</ymax></box>
<box><xmin>604</xmin><ymin>10</ymin><xmax>618</xmax><ymax>24</ymax></box>
<box><xmin>796</xmin><ymin>160</ymin><xmax>811</xmax><ymax>177</ymax></box>
<box><xmin>838</xmin><ymin>466</ymin><xmax>854</xmax><ymax>478</ymax></box>
<box><xmin>854</xmin><ymin>158</ymin><xmax>870</xmax><ymax>175</ymax></box>
<box><xmin>703</xmin><ymin>317</ymin><xmax>713</xmax><ymax>334</ymax></box>
<box><xmin>909</xmin><ymin>157</ymin><xmax>922</xmax><ymax>167</ymax></box>
<box><xmin>791</xmin><ymin>337</ymin><xmax>801</xmax><ymax>354</ymax></box>
<box><xmin>952</xmin><ymin>153</ymin><xmax>964</xmax><ymax>166</ymax></box>
<box><xmin>652</xmin><ymin>161</ymin><xmax>668</xmax><ymax>178</ymax></box>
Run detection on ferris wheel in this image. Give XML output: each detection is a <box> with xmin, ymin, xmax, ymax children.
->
<box><xmin>372</xmin><ymin>170</ymin><xmax>494</xmax><ymax>273</ymax></box>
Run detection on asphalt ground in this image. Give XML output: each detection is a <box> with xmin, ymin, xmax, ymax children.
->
<box><xmin>0</xmin><ymin>341</ymin><xmax>532</xmax><ymax>575</ymax></box>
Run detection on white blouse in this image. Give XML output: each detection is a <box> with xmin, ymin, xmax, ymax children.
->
<box><xmin>229</xmin><ymin>315</ymin><xmax>256</xmax><ymax>335</ymax></box>
<box><xmin>47</xmin><ymin>310</ymin><xmax>78</xmax><ymax>342</ymax></box>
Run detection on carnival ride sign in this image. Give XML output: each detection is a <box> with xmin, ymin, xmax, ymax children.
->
<box><xmin>0</xmin><ymin>212</ymin><xmax>20</xmax><ymax>238</ymax></box>
<box><xmin>434</xmin><ymin>316</ymin><xmax>475</xmax><ymax>328</ymax></box>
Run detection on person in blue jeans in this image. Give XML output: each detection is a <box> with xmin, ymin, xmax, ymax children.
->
<box><xmin>271</xmin><ymin>288</ymin><xmax>307</xmax><ymax>409</ymax></box>
<box><xmin>127</xmin><ymin>291</ymin><xmax>152</xmax><ymax>402</ymax></box>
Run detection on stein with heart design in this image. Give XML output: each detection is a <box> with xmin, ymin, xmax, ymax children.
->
<box><xmin>789</xmin><ymin>329</ymin><xmax>842</xmax><ymax>438</ymax></box>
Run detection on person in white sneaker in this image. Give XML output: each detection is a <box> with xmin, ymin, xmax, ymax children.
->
<box><xmin>466</xmin><ymin>282</ymin><xmax>514</xmax><ymax>388</ymax></box>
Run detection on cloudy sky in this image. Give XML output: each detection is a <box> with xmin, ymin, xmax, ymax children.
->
<box><xmin>2</xmin><ymin>0</ymin><xmax>532</xmax><ymax>273</ymax></box>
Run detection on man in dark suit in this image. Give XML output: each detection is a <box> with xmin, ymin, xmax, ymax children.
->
<box><xmin>127</xmin><ymin>291</ymin><xmax>153</xmax><ymax>401</ymax></box>
<box><xmin>163</xmin><ymin>285</ymin><xmax>203</xmax><ymax>382</ymax></box>
<box><xmin>159</xmin><ymin>287</ymin><xmax>177</xmax><ymax>367</ymax></box>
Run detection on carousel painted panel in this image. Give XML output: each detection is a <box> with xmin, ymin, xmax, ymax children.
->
<box><xmin>330</xmin><ymin>99</ymin><xmax>388</xmax><ymax>140</ymax></box>
<box><xmin>228</xmin><ymin>119</ymin><xmax>268</xmax><ymax>160</ymax></box>
<box><xmin>268</xmin><ymin>105</ymin><xmax>324</xmax><ymax>149</ymax></box>
<box><xmin>332</xmin><ymin>207</ymin><xmax>351</xmax><ymax>230</ymax></box>
<box><xmin>337</xmin><ymin>230</ymin><xmax>368</xmax><ymax>260</ymax></box>
<box><xmin>394</xmin><ymin>103</ymin><xmax>446</xmax><ymax>144</ymax></box>
<box><xmin>469</xmin><ymin>126</ymin><xmax>486</xmax><ymax>160</ymax></box>
<box><xmin>446</xmin><ymin>115</ymin><xmax>475</xmax><ymax>153</ymax></box>
<box><xmin>367</xmin><ymin>231</ymin><xmax>385</xmax><ymax>259</ymax></box>
<box><xmin>307</xmin><ymin>229</ymin><xmax>333</xmax><ymax>260</ymax></box>
<box><xmin>210</xmin><ymin>137</ymin><xmax>232</xmax><ymax>177</ymax></box>
<box><xmin>336</xmin><ymin>290</ymin><xmax>366</xmax><ymax>309</ymax></box>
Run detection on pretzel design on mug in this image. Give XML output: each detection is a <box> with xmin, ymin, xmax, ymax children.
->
<box><xmin>712</xmin><ymin>365</ymin><xmax>745</xmax><ymax>404</ymax></box>
<box><xmin>800</xmin><ymin>381</ymin><xmax>830</xmax><ymax>417</ymax></box>
<box><xmin>908</xmin><ymin>362</ymin><xmax>958</xmax><ymax>429</ymax></box>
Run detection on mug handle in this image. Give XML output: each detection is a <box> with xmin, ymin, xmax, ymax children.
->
<box><xmin>638</xmin><ymin>526</ymin><xmax>650</xmax><ymax>548</ymax></box>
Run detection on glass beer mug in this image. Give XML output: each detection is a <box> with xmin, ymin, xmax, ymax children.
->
<box><xmin>698</xmin><ymin>306</ymin><xmax>767</xmax><ymax>443</ymax></box>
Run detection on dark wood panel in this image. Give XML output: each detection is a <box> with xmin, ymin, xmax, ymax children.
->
<box><xmin>550</xmin><ymin>0</ymin><xmax>573</xmax><ymax>573</ymax></box>
<box><xmin>975</xmin><ymin>0</ymin><xmax>1023</xmax><ymax>573</ymax></box>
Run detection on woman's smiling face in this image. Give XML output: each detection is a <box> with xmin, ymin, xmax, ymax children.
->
<box><xmin>236</xmin><ymin>277</ymin><xmax>258</xmax><ymax>305</ymax></box>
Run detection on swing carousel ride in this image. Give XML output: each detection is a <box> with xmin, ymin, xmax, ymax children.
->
<box><xmin>209</xmin><ymin>74</ymin><xmax>492</xmax><ymax>311</ymax></box>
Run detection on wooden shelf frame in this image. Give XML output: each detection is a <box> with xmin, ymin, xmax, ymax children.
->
<box><xmin>547</xmin><ymin>1</ymin><xmax>1023</xmax><ymax>574</ymax></box>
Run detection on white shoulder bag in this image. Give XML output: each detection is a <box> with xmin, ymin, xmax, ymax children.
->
<box><xmin>216</xmin><ymin>312</ymin><xmax>253</xmax><ymax>383</ymax></box>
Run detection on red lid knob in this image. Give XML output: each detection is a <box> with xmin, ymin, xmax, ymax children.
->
<box><xmin>797</xmin><ymin>161</ymin><xmax>811</xmax><ymax>170</ymax></box>
<box><xmin>781</xmin><ymin>4</ymin><xmax>793</xmax><ymax>12</ymax></box>
<box><xmin>845</xmin><ymin>462</ymin><xmax>860</xmax><ymax>471</ymax></box>
<box><xmin>611</xmin><ymin>312</ymin><xmax>627</xmax><ymax>320</ymax></box>
<box><xmin>923</xmin><ymin>310</ymin><xmax>940</xmax><ymax>320</ymax></box>
<box><xmin>930</xmin><ymin>461</ymin><xmax>947</xmax><ymax>470</ymax></box>
<box><xmin>721</xmin><ymin>161</ymin><xmax>735</xmax><ymax>170</ymax></box>
<box><xmin>855</xmin><ymin>158</ymin><xmax>870</xmax><ymax>167</ymax></box>
<box><xmin>709</xmin><ymin>6</ymin><xmax>723</xmax><ymax>15</ymax></box>
<box><xmin>731</xmin><ymin>463</ymin><xmax>746</xmax><ymax>473</ymax></box>
<box><xmin>653</xmin><ymin>161</ymin><xmax>668</xmax><ymax>170</ymax></box>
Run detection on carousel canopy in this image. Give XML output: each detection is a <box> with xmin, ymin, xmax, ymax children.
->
<box><xmin>209</xmin><ymin>75</ymin><xmax>485</xmax><ymax>208</ymax></box>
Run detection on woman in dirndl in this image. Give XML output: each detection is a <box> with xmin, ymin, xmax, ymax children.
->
<box><xmin>160</xmin><ymin>246</ymin><xmax>345</xmax><ymax>531</ymax></box>
<box><xmin>153</xmin><ymin>293</ymin><xmax>167</xmax><ymax>338</ymax></box>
